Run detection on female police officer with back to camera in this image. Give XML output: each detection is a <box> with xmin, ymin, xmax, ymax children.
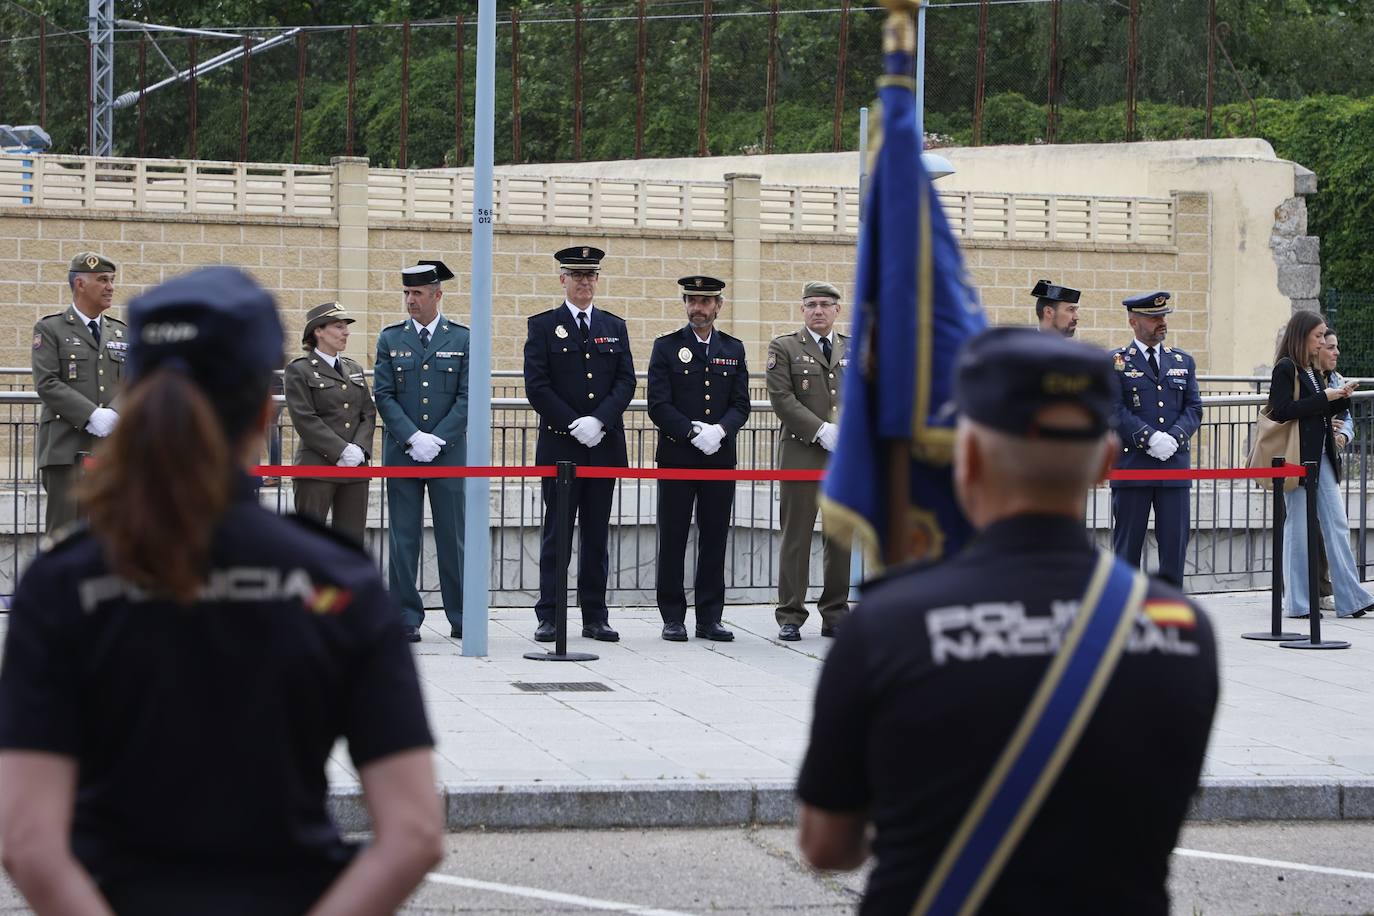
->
<box><xmin>0</xmin><ymin>267</ymin><xmax>442</xmax><ymax>915</ymax></box>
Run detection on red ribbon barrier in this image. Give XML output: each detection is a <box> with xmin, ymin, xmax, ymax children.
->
<box><xmin>250</xmin><ymin>464</ymin><xmax>1307</xmax><ymax>482</ymax></box>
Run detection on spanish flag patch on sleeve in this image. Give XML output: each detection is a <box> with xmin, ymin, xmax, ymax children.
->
<box><xmin>1143</xmin><ymin>600</ymin><xmax>1196</xmax><ymax>629</ymax></box>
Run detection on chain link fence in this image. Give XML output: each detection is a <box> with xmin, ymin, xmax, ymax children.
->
<box><xmin>0</xmin><ymin>0</ymin><xmax>1286</xmax><ymax>167</ymax></box>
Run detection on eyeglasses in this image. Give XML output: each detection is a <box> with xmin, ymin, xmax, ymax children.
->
<box><xmin>564</xmin><ymin>270</ymin><xmax>599</xmax><ymax>280</ymax></box>
<box><xmin>802</xmin><ymin>299</ymin><xmax>838</xmax><ymax>311</ymax></box>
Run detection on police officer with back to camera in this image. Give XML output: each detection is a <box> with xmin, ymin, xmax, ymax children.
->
<box><xmin>283</xmin><ymin>301</ymin><xmax>377</xmax><ymax>544</ymax></box>
<box><xmin>797</xmin><ymin>327</ymin><xmax>1218</xmax><ymax>916</ymax></box>
<box><xmin>647</xmin><ymin>276</ymin><xmax>751</xmax><ymax>642</ymax></box>
<box><xmin>1109</xmin><ymin>291</ymin><xmax>1202</xmax><ymax>588</ymax></box>
<box><xmin>522</xmin><ymin>245</ymin><xmax>635</xmax><ymax>644</ymax></box>
<box><xmin>31</xmin><ymin>251</ymin><xmax>128</xmax><ymax>535</ymax></box>
<box><xmin>0</xmin><ymin>267</ymin><xmax>440</xmax><ymax>916</ymax></box>
<box><xmin>374</xmin><ymin>260</ymin><xmax>470</xmax><ymax>643</ymax></box>
<box><xmin>767</xmin><ymin>280</ymin><xmax>850</xmax><ymax>642</ymax></box>
<box><xmin>1032</xmin><ymin>278</ymin><xmax>1081</xmax><ymax>337</ymax></box>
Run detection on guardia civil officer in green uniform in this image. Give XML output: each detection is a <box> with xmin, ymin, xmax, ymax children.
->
<box><xmin>798</xmin><ymin>328</ymin><xmax>1217</xmax><ymax>916</ymax></box>
<box><xmin>283</xmin><ymin>301</ymin><xmax>377</xmax><ymax>544</ymax></box>
<box><xmin>31</xmin><ymin>251</ymin><xmax>128</xmax><ymax>535</ymax></box>
<box><xmin>373</xmin><ymin>261</ymin><xmax>469</xmax><ymax>643</ymax></box>
<box><xmin>767</xmin><ymin>280</ymin><xmax>850</xmax><ymax>642</ymax></box>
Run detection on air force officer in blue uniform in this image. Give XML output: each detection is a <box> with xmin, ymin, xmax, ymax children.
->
<box><xmin>374</xmin><ymin>260</ymin><xmax>469</xmax><ymax>642</ymax></box>
<box><xmin>647</xmin><ymin>276</ymin><xmax>751</xmax><ymax>642</ymax></box>
<box><xmin>522</xmin><ymin>246</ymin><xmax>635</xmax><ymax>643</ymax></box>
<box><xmin>1109</xmin><ymin>291</ymin><xmax>1202</xmax><ymax>587</ymax></box>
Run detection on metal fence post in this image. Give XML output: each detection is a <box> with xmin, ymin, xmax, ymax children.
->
<box><xmin>1282</xmin><ymin>460</ymin><xmax>1350</xmax><ymax>650</ymax></box>
<box><xmin>525</xmin><ymin>461</ymin><xmax>598</xmax><ymax>662</ymax></box>
<box><xmin>1243</xmin><ymin>457</ymin><xmax>1302</xmax><ymax>641</ymax></box>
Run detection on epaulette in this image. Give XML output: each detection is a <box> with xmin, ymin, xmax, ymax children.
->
<box><xmin>289</xmin><ymin>355</ymin><xmax>312</xmax><ymax>364</ymax></box>
<box><xmin>596</xmin><ymin>308</ymin><xmax>625</xmax><ymax>323</ymax></box>
<box><xmin>284</xmin><ymin>512</ymin><xmax>371</xmax><ymax>557</ymax></box>
<box><xmin>39</xmin><ymin>520</ymin><xmax>91</xmax><ymax>555</ymax></box>
<box><xmin>39</xmin><ymin>312</ymin><xmax>65</xmax><ymax>322</ymax></box>
<box><xmin>380</xmin><ymin>320</ymin><xmax>409</xmax><ymax>332</ymax></box>
<box><xmin>104</xmin><ymin>314</ymin><xmax>127</xmax><ymax>325</ymax></box>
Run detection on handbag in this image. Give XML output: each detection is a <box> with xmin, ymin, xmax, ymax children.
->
<box><xmin>1247</xmin><ymin>366</ymin><xmax>1301</xmax><ymax>492</ymax></box>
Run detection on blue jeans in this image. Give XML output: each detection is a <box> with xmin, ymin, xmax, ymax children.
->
<box><xmin>1283</xmin><ymin>457</ymin><xmax>1374</xmax><ymax>616</ymax></box>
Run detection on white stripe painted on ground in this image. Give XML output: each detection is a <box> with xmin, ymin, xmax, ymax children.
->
<box><xmin>1174</xmin><ymin>847</ymin><xmax>1374</xmax><ymax>881</ymax></box>
<box><xmin>423</xmin><ymin>872</ymin><xmax>698</xmax><ymax>915</ymax></box>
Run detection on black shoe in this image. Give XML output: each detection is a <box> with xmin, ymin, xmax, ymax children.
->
<box><xmin>450</xmin><ymin>625</ymin><xmax>462</xmax><ymax>639</ymax></box>
<box><xmin>661</xmin><ymin>622</ymin><xmax>689</xmax><ymax>642</ymax></box>
<box><xmin>404</xmin><ymin>625</ymin><xmax>421</xmax><ymax>643</ymax></box>
<box><xmin>582</xmin><ymin>622</ymin><xmax>620</xmax><ymax>642</ymax></box>
<box><xmin>820</xmin><ymin>624</ymin><xmax>839</xmax><ymax>638</ymax></box>
<box><xmin>534</xmin><ymin>621</ymin><xmax>556</xmax><ymax>642</ymax></box>
<box><xmin>778</xmin><ymin>624</ymin><xmax>801</xmax><ymax>641</ymax></box>
<box><xmin>1346</xmin><ymin>604</ymin><xmax>1373</xmax><ymax>618</ymax></box>
<box><xmin>695</xmin><ymin>622</ymin><xmax>735</xmax><ymax>641</ymax></box>
<box><xmin>1287</xmin><ymin>613</ymin><xmax>1310</xmax><ymax>620</ymax></box>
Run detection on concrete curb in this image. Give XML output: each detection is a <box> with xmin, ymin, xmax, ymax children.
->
<box><xmin>326</xmin><ymin>778</ymin><xmax>1374</xmax><ymax>831</ymax></box>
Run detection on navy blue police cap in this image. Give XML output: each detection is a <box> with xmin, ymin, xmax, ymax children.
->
<box><xmin>126</xmin><ymin>266</ymin><xmax>283</xmax><ymax>385</ymax></box>
<box><xmin>1123</xmin><ymin>290</ymin><xmax>1172</xmax><ymax>315</ymax></box>
<box><xmin>679</xmin><ymin>275</ymin><xmax>726</xmax><ymax>296</ymax></box>
<box><xmin>1031</xmin><ymin>279</ymin><xmax>1080</xmax><ymax>304</ymax></box>
<box><xmin>555</xmin><ymin>246</ymin><xmax>606</xmax><ymax>270</ymax></box>
<box><xmin>401</xmin><ymin>260</ymin><xmax>455</xmax><ymax>287</ymax></box>
<box><xmin>955</xmin><ymin>327</ymin><xmax>1117</xmax><ymax>440</ymax></box>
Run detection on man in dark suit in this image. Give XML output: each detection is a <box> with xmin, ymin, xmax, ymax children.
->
<box><xmin>373</xmin><ymin>260</ymin><xmax>470</xmax><ymax>643</ymax></box>
<box><xmin>647</xmin><ymin>276</ymin><xmax>751</xmax><ymax>642</ymax></box>
<box><xmin>1109</xmin><ymin>291</ymin><xmax>1202</xmax><ymax>587</ymax></box>
<box><xmin>522</xmin><ymin>245</ymin><xmax>635</xmax><ymax>643</ymax></box>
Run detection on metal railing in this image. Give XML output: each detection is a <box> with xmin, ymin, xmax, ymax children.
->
<box><xmin>0</xmin><ymin>389</ymin><xmax>1370</xmax><ymax>606</ymax></box>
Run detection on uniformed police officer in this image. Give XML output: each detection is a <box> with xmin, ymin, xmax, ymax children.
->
<box><xmin>647</xmin><ymin>276</ymin><xmax>751</xmax><ymax>642</ymax></box>
<box><xmin>767</xmin><ymin>280</ymin><xmax>850</xmax><ymax>641</ymax></box>
<box><xmin>1032</xmin><ymin>279</ymin><xmax>1081</xmax><ymax>337</ymax></box>
<box><xmin>374</xmin><ymin>261</ymin><xmax>470</xmax><ymax>642</ymax></box>
<box><xmin>283</xmin><ymin>301</ymin><xmax>378</xmax><ymax>544</ymax></box>
<box><xmin>797</xmin><ymin>327</ymin><xmax>1217</xmax><ymax>914</ymax></box>
<box><xmin>0</xmin><ymin>267</ymin><xmax>440</xmax><ymax>915</ymax></box>
<box><xmin>522</xmin><ymin>245</ymin><xmax>635</xmax><ymax>643</ymax></box>
<box><xmin>1109</xmin><ymin>291</ymin><xmax>1202</xmax><ymax>587</ymax></box>
<box><xmin>30</xmin><ymin>251</ymin><xmax>128</xmax><ymax>534</ymax></box>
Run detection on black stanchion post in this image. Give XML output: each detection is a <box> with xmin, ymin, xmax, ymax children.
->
<box><xmin>525</xmin><ymin>461</ymin><xmax>599</xmax><ymax>663</ymax></box>
<box><xmin>1244</xmin><ymin>457</ymin><xmax>1303</xmax><ymax>641</ymax></box>
<box><xmin>1282</xmin><ymin>460</ymin><xmax>1349</xmax><ymax>650</ymax></box>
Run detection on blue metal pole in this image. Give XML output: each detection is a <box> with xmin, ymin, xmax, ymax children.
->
<box><xmin>462</xmin><ymin>0</ymin><xmax>496</xmax><ymax>658</ymax></box>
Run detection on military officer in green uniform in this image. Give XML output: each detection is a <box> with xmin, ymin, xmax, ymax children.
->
<box><xmin>283</xmin><ymin>301</ymin><xmax>377</xmax><ymax>544</ymax></box>
<box><xmin>31</xmin><ymin>251</ymin><xmax>127</xmax><ymax>535</ymax></box>
<box><xmin>766</xmin><ymin>281</ymin><xmax>850</xmax><ymax>641</ymax></box>
<box><xmin>373</xmin><ymin>260</ymin><xmax>470</xmax><ymax>643</ymax></box>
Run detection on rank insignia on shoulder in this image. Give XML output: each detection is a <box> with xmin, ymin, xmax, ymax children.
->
<box><xmin>555</xmin><ymin>325</ymin><xmax>569</xmax><ymax>339</ymax></box>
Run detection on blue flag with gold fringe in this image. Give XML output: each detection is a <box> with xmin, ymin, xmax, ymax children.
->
<box><xmin>821</xmin><ymin>6</ymin><xmax>986</xmax><ymax>570</ymax></box>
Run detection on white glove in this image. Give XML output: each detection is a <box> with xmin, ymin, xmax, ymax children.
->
<box><xmin>815</xmin><ymin>421</ymin><xmax>839</xmax><ymax>452</ymax></box>
<box><xmin>568</xmin><ymin>416</ymin><xmax>605</xmax><ymax>447</ymax></box>
<box><xmin>691</xmin><ymin>423</ymin><xmax>726</xmax><ymax>456</ymax></box>
<box><xmin>587</xmin><ymin>430</ymin><xmax>606</xmax><ymax>448</ymax></box>
<box><xmin>1146</xmin><ymin>431</ymin><xmax>1177</xmax><ymax>461</ymax></box>
<box><xmin>406</xmin><ymin>431</ymin><xmax>446</xmax><ymax>464</ymax></box>
<box><xmin>85</xmin><ymin>407</ymin><xmax>117</xmax><ymax>438</ymax></box>
<box><xmin>337</xmin><ymin>443</ymin><xmax>365</xmax><ymax>467</ymax></box>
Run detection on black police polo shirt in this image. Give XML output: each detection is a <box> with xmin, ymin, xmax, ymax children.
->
<box><xmin>797</xmin><ymin>515</ymin><xmax>1218</xmax><ymax>916</ymax></box>
<box><xmin>0</xmin><ymin>486</ymin><xmax>433</xmax><ymax>913</ymax></box>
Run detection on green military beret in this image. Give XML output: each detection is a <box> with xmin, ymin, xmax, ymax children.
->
<box><xmin>802</xmin><ymin>281</ymin><xmax>841</xmax><ymax>301</ymax></box>
<box><xmin>69</xmin><ymin>251</ymin><xmax>116</xmax><ymax>273</ymax></box>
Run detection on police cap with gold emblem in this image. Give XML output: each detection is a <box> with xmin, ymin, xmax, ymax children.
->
<box><xmin>301</xmin><ymin>301</ymin><xmax>356</xmax><ymax>347</ymax></box>
<box><xmin>555</xmin><ymin>246</ymin><xmax>605</xmax><ymax>270</ymax></box>
<box><xmin>1030</xmin><ymin>279</ymin><xmax>1080</xmax><ymax>304</ymax></box>
<box><xmin>69</xmin><ymin>251</ymin><xmax>116</xmax><ymax>274</ymax></box>
<box><xmin>1122</xmin><ymin>290</ymin><xmax>1172</xmax><ymax>316</ymax></box>
<box><xmin>678</xmin><ymin>275</ymin><xmax>726</xmax><ymax>296</ymax></box>
<box><xmin>401</xmin><ymin>260</ymin><xmax>455</xmax><ymax>287</ymax></box>
<box><xmin>956</xmin><ymin>327</ymin><xmax>1117</xmax><ymax>440</ymax></box>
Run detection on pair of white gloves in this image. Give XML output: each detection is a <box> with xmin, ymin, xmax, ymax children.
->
<box><xmin>1146</xmin><ymin>430</ymin><xmax>1179</xmax><ymax>462</ymax></box>
<box><xmin>335</xmin><ymin>444</ymin><xmax>366</xmax><ymax>467</ymax></box>
<box><xmin>568</xmin><ymin>416</ymin><xmax>606</xmax><ymax>448</ymax></box>
<box><xmin>85</xmin><ymin>407</ymin><xmax>118</xmax><ymax>438</ymax></box>
<box><xmin>814</xmin><ymin>422</ymin><xmax>839</xmax><ymax>452</ymax></box>
<box><xmin>690</xmin><ymin>422</ymin><xmax>727</xmax><ymax>456</ymax></box>
<box><xmin>405</xmin><ymin>431</ymin><xmax>446</xmax><ymax>464</ymax></box>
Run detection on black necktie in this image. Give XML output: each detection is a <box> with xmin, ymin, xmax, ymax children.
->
<box><xmin>578</xmin><ymin>313</ymin><xmax>589</xmax><ymax>344</ymax></box>
<box><xmin>419</xmin><ymin>326</ymin><xmax>430</xmax><ymax>349</ymax></box>
<box><xmin>820</xmin><ymin>336</ymin><xmax>832</xmax><ymax>363</ymax></box>
<box><xmin>1147</xmin><ymin>347</ymin><xmax>1159</xmax><ymax>378</ymax></box>
<box><xmin>88</xmin><ymin>319</ymin><xmax>100</xmax><ymax>344</ymax></box>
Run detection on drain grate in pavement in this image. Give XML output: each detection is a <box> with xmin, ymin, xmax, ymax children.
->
<box><xmin>512</xmin><ymin>681</ymin><xmax>613</xmax><ymax>693</ymax></box>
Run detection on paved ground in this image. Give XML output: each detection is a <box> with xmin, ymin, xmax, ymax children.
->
<box><xmin>5</xmin><ymin>822</ymin><xmax>1372</xmax><ymax>913</ymax></box>
<box><xmin>341</xmin><ymin>592</ymin><xmax>1374</xmax><ymax>793</ymax></box>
